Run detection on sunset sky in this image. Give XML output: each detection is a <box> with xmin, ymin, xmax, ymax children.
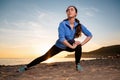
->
<box><xmin>0</xmin><ymin>0</ymin><xmax>120</xmax><ymax>58</ymax></box>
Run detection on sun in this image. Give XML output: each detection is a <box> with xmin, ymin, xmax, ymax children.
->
<box><xmin>33</xmin><ymin>45</ymin><xmax>51</xmax><ymax>56</ymax></box>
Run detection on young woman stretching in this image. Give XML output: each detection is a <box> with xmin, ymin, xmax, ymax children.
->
<box><xmin>18</xmin><ymin>6</ymin><xmax>92</xmax><ymax>72</ymax></box>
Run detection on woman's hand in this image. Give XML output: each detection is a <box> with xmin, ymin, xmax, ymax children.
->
<box><xmin>71</xmin><ymin>41</ymin><xmax>81</xmax><ymax>49</ymax></box>
<box><xmin>62</xmin><ymin>40</ymin><xmax>81</xmax><ymax>49</ymax></box>
<box><xmin>75</xmin><ymin>41</ymin><xmax>81</xmax><ymax>45</ymax></box>
<box><xmin>71</xmin><ymin>43</ymin><xmax>77</xmax><ymax>49</ymax></box>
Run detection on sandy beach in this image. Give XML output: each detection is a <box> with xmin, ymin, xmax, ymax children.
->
<box><xmin>0</xmin><ymin>58</ymin><xmax>120</xmax><ymax>80</ymax></box>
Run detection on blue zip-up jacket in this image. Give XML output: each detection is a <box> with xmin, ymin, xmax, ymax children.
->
<box><xmin>55</xmin><ymin>20</ymin><xmax>92</xmax><ymax>49</ymax></box>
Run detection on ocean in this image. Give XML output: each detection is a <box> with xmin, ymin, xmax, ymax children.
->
<box><xmin>0</xmin><ymin>58</ymin><xmax>96</xmax><ymax>66</ymax></box>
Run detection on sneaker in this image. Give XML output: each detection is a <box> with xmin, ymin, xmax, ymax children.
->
<box><xmin>76</xmin><ymin>63</ymin><xmax>83</xmax><ymax>71</ymax></box>
<box><xmin>18</xmin><ymin>66</ymin><xmax>27</xmax><ymax>72</ymax></box>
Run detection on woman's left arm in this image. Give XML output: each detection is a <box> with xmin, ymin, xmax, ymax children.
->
<box><xmin>79</xmin><ymin>24</ymin><xmax>93</xmax><ymax>46</ymax></box>
<box><xmin>81</xmin><ymin>36</ymin><xmax>92</xmax><ymax>46</ymax></box>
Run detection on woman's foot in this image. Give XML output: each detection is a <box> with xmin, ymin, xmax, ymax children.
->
<box><xmin>18</xmin><ymin>66</ymin><xmax>27</xmax><ymax>72</ymax></box>
<box><xmin>76</xmin><ymin>63</ymin><xmax>83</xmax><ymax>72</ymax></box>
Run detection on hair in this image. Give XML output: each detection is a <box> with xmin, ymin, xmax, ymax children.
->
<box><xmin>75</xmin><ymin>18</ymin><xmax>82</xmax><ymax>38</ymax></box>
<box><xmin>66</xmin><ymin>5</ymin><xmax>78</xmax><ymax>13</ymax></box>
<box><xmin>65</xmin><ymin>6</ymin><xmax>82</xmax><ymax>38</ymax></box>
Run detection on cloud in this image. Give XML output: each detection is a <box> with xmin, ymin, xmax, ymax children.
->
<box><xmin>85</xmin><ymin>12</ymin><xmax>94</xmax><ymax>17</ymax></box>
<box><xmin>0</xmin><ymin>7</ymin><xmax>62</xmax><ymax>49</ymax></box>
<box><xmin>2</xmin><ymin>23</ymin><xmax>55</xmax><ymax>40</ymax></box>
<box><xmin>0</xmin><ymin>18</ymin><xmax>57</xmax><ymax>48</ymax></box>
<box><xmin>79</xmin><ymin>7</ymin><xmax>100</xmax><ymax>17</ymax></box>
<box><xmin>89</xmin><ymin>7</ymin><xmax>100</xmax><ymax>12</ymax></box>
<box><xmin>34</xmin><ymin>8</ymin><xmax>62</xmax><ymax>28</ymax></box>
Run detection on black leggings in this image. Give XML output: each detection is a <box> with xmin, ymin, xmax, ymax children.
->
<box><xmin>27</xmin><ymin>45</ymin><xmax>82</xmax><ymax>68</ymax></box>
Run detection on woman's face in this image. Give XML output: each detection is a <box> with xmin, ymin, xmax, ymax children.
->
<box><xmin>66</xmin><ymin>6</ymin><xmax>77</xmax><ymax>18</ymax></box>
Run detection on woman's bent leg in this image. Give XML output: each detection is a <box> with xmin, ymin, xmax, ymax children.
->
<box><xmin>65</xmin><ymin>45</ymin><xmax>82</xmax><ymax>65</ymax></box>
<box><xmin>75</xmin><ymin>45</ymin><xmax>82</xmax><ymax>65</ymax></box>
<box><xmin>27</xmin><ymin>45</ymin><xmax>63</xmax><ymax>68</ymax></box>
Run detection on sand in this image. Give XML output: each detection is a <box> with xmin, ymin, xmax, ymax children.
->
<box><xmin>0</xmin><ymin>58</ymin><xmax>120</xmax><ymax>80</ymax></box>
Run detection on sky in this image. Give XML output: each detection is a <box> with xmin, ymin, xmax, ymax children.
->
<box><xmin>0</xmin><ymin>0</ymin><xmax>120</xmax><ymax>58</ymax></box>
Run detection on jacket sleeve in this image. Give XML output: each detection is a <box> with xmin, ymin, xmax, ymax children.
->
<box><xmin>81</xmin><ymin>24</ymin><xmax>93</xmax><ymax>37</ymax></box>
<box><xmin>58</xmin><ymin>22</ymin><xmax>66</xmax><ymax>43</ymax></box>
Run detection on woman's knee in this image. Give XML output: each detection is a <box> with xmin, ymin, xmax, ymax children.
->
<box><xmin>75</xmin><ymin>45</ymin><xmax>81</xmax><ymax>50</ymax></box>
<box><xmin>77</xmin><ymin>45</ymin><xmax>81</xmax><ymax>48</ymax></box>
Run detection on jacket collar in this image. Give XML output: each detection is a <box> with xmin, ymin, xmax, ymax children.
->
<box><xmin>64</xmin><ymin>20</ymin><xmax>78</xmax><ymax>28</ymax></box>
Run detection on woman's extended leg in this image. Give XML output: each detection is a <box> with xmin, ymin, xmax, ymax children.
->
<box><xmin>18</xmin><ymin>45</ymin><xmax>63</xmax><ymax>72</ymax></box>
<box><xmin>27</xmin><ymin>45</ymin><xmax>63</xmax><ymax>68</ymax></box>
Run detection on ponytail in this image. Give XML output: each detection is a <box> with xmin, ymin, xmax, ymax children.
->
<box><xmin>75</xmin><ymin>18</ymin><xmax>82</xmax><ymax>38</ymax></box>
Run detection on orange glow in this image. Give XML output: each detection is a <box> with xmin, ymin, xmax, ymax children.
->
<box><xmin>0</xmin><ymin>47</ymin><xmax>39</xmax><ymax>58</ymax></box>
<box><xmin>0</xmin><ymin>46</ymin><xmax>69</xmax><ymax>59</ymax></box>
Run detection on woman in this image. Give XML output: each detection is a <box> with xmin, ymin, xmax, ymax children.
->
<box><xmin>18</xmin><ymin>6</ymin><xmax>92</xmax><ymax>72</ymax></box>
